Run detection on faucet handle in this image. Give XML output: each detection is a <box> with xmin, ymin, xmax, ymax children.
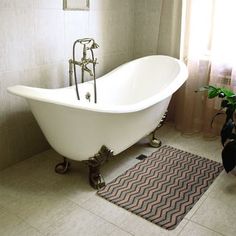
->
<box><xmin>84</xmin><ymin>65</ymin><xmax>93</xmax><ymax>76</ymax></box>
<box><xmin>82</xmin><ymin>58</ymin><xmax>93</xmax><ymax>64</ymax></box>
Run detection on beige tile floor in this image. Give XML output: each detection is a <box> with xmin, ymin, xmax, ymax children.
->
<box><xmin>0</xmin><ymin>123</ymin><xmax>235</xmax><ymax>236</ymax></box>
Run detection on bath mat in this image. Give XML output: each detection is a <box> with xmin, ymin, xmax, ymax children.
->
<box><xmin>97</xmin><ymin>145</ymin><xmax>223</xmax><ymax>230</ymax></box>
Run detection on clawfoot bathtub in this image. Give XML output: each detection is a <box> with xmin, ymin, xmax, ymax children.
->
<box><xmin>8</xmin><ymin>55</ymin><xmax>188</xmax><ymax>189</ymax></box>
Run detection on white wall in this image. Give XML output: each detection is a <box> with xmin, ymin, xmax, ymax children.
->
<box><xmin>133</xmin><ymin>0</ymin><xmax>182</xmax><ymax>59</ymax></box>
<box><xmin>157</xmin><ymin>0</ymin><xmax>182</xmax><ymax>58</ymax></box>
<box><xmin>133</xmin><ymin>0</ymin><xmax>163</xmax><ymax>58</ymax></box>
<box><xmin>0</xmin><ymin>0</ymin><xmax>181</xmax><ymax>170</ymax></box>
<box><xmin>0</xmin><ymin>0</ymin><xmax>135</xmax><ymax>169</ymax></box>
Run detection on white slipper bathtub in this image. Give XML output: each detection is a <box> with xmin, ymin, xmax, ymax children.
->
<box><xmin>8</xmin><ymin>55</ymin><xmax>188</xmax><ymax>188</ymax></box>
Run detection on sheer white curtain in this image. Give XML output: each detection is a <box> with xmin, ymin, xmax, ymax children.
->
<box><xmin>174</xmin><ymin>0</ymin><xmax>236</xmax><ymax>137</ymax></box>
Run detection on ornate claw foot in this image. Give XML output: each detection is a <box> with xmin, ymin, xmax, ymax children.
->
<box><xmin>89</xmin><ymin>166</ymin><xmax>106</xmax><ymax>189</ymax></box>
<box><xmin>149</xmin><ymin>111</ymin><xmax>167</xmax><ymax>148</ymax></box>
<box><xmin>150</xmin><ymin>138</ymin><xmax>162</xmax><ymax>148</ymax></box>
<box><xmin>86</xmin><ymin>145</ymin><xmax>113</xmax><ymax>190</ymax></box>
<box><xmin>55</xmin><ymin>157</ymin><xmax>70</xmax><ymax>174</ymax></box>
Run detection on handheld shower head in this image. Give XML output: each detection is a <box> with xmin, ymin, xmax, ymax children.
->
<box><xmin>91</xmin><ymin>42</ymin><xmax>99</xmax><ymax>49</ymax></box>
<box><xmin>77</xmin><ymin>38</ymin><xmax>93</xmax><ymax>45</ymax></box>
<box><xmin>76</xmin><ymin>38</ymin><xmax>99</xmax><ymax>50</ymax></box>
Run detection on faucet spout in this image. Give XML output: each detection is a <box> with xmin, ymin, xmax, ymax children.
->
<box><xmin>83</xmin><ymin>65</ymin><xmax>93</xmax><ymax>76</ymax></box>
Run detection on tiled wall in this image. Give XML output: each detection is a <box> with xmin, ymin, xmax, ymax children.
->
<box><xmin>0</xmin><ymin>0</ymin><xmax>135</xmax><ymax>170</ymax></box>
<box><xmin>133</xmin><ymin>0</ymin><xmax>182</xmax><ymax>59</ymax></box>
<box><xmin>157</xmin><ymin>0</ymin><xmax>182</xmax><ymax>58</ymax></box>
<box><xmin>133</xmin><ymin>0</ymin><xmax>163</xmax><ymax>58</ymax></box>
<box><xmin>0</xmin><ymin>0</ymin><xmax>181</xmax><ymax>170</ymax></box>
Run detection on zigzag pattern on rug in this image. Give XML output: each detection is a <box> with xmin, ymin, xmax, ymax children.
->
<box><xmin>97</xmin><ymin>145</ymin><xmax>223</xmax><ymax>230</ymax></box>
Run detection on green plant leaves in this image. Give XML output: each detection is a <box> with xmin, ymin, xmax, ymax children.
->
<box><xmin>197</xmin><ymin>85</ymin><xmax>236</xmax><ymax>173</ymax></box>
<box><xmin>220</xmin><ymin>88</ymin><xmax>235</xmax><ymax>97</ymax></box>
<box><xmin>208</xmin><ymin>86</ymin><xmax>220</xmax><ymax>98</ymax></box>
<box><xmin>197</xmin><ymin>85</ymin><xmax>221</xmax><ymax>98</ymax></box>
<box><xmin>198</xmin><ymin>85</ymin><xmax>236</xmax><ymax>105</ymax></box>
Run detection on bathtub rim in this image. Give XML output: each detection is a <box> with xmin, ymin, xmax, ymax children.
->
<box><xmin>7</xmin><ymin>55</ymin><xmax>188</xmax><ymax>114</ymax></box>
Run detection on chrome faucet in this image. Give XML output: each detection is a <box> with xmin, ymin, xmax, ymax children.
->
<box><xmin>69</xmin><ymin>38</ymin><xmax>99</xmax><ymax>103</ymax></box>
<box><xmin>70</xmin><ymin>58</ymin><xmax>93</xmax><ymax>76</ymax></box>
<box><xmin>77</xmin><ymin>58</ymin><xmax>94</xmax><ymax>76</ymax></box>
<box><xmin>77</xmin><ymin>38</ymin><xmax>99</xmax><ymax>79</ymax></box>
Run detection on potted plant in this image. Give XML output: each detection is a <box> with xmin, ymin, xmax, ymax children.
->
<box><xmin>198</xmin><ymin>85</ymin><xmax>236</xmax><ymax>172</ymax></box>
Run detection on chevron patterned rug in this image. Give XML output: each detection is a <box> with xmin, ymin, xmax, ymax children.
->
<box><xmin>97</xmin><ymin>145</ymin><xmax>223</xmax><ymax>230</ymax></box>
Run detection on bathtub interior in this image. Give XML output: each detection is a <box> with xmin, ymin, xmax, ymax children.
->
<box><xmin>96</xmin><ymin>56</ymin><xmax>182</xmax><ymax>105</ymax></box>
<box><xmin>63</xmin><ymin>56</ymin><xmax>183</xmax><ymax>106</ymax></box>
<box><xmin>7</xmin><ymin>55</ymin><xmax>187</xmax><ymax>113</ymax></box>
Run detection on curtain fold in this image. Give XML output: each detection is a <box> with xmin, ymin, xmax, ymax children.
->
<box><xmin>173</xmin><ymin>0</ymin><xmax>236</xmax><ymax>137</ymax></box>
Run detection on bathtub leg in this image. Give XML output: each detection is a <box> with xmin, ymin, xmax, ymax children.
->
<box><xmin>150</xmin><ymin>111</ymin><xmax>168</xmax><ymax>148</ymax></box>
<box><xmin>88</xmin><ymin>166</ymin><xmax>105</xmax><ymax>190</ymax></box>
<box><xmin>150</xmin><ymin>137</ymin><xmax>162</xmax><ymax>148</ymax></box>
<box><xmin>86</xmin><ymin>145</ymin><xmax>113</xmax><ymax>189</ymax></box>
<box><xmin>55</xmin><ymin>157</ymin><xmax>70</xmax><ymax>174</ymax></box>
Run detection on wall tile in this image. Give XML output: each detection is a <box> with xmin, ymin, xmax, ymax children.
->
<box><xmin>0</xmin><ymin>0</ymin><xmax>140</xmax><ymax>170</ymax></box>
<box><xmin>135</xmin><ymin>0</ymin><xmax>146</xmax><ymax>13</ymax></box>
<box><xmin>0</xmin><ymin>0</ymin><xmax>165</xmax><ymax>168</ymax></box>
<box><xmin>133</xmin><ymin>0</ymin><xmax>162</xmax><ymax>58</ymax></box>
<box><xmin>0</xmin><ymin>79</ymin><xmax>8</xmax><ymax>130</ymax></box>
<box><xmin>1</xmin><ymin>71</ymin><xmax>32</xmax><ymax>131</ymax></box>
<box><xmin>0</xmin><ymin>128</ymin><xmax>10</xmax><ymax>169</ymax></box>
<box><xmin>0</xmin><ymin>43</ymin><xmax>7</xmax><ymax>73</ymax></box>
<box><xmin>37</xmin><ymin>63</ymin><xmax>68</xmax><ymax>88</ymax></box>
<box><xmin>64</xmin><ymin>11</ymin><xmax>89</xmax><ymax>59</ymax></box>
<box><xmin>7</xmin><ymin>40</ymin><xmax>36</xmax><ymax>72</ymax></box>
<box><xmin>2</xmin><ymin>9</ymin><xmax>36</xmax><ymax>71</ymax></box>
<box><xmin>90</xmin><ymin>0</ymin><xmax>128</xmax><ymax>11</ymax></box>
<box><xmin>0</xmin><ymin>0</ymin><xmax>34</xmax><ymax>9</ymax></box>
<box><xmin>34</xmin><ymin>10</ymin><xmax>65</xmax><ymax>66</ymax></box>
<box><xmin>88</xmin><ymin>10</ymin><xmax>106</xmax><ymax>52</ymax></box>
<box><xmin>22</xmin><ymin>122</ymin><xmax>50</xmax><ymax>159</ymax></box>
<box><xmin>34</xmin><ymin>0</ymin><xmax>62</xmax><ymax>9</ymax></box>
<box><xmin>4</xmin><ymin>9</ymin><xmax>34</xmax><ymax>43</ymax></box>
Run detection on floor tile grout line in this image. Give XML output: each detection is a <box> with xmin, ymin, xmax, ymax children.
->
<box><xmin>0</xmin><ymin>190</ymin><xmax>84</xmax><ymax>235</ymax></box>
<box><xmin>188</xmin><ymin>193</ymin><xmax>209</xmax><ymax>221</ymax></box>
<box><xmin>189</xmin><ymin>219</ymin><xmax>227</xmax><ymax>236</ymax></box>
<box><xmin>77</xmin><ymin>203</ymin><xmax>135</xmax><ymax>236</ymax></box>
<box><xmin>77</xmin><ymin>196</ymin><xmax>189</xmax><ymax>236</ymax></box>
<box><xmin>79</xmin><ymin>201</ymin><xmax>188</xmax><ymax>236</ymax></box>
<box><xmin>204</xmin><ymin>171</ymin><xmax>225</xmax><ymax>197</ymax></box>
<box><xmin>0</xmin><ymin>203</ymin><xmax>45</xmax><ymax>236</ymax></box>
<box><xmin>177</xmin><ymin>219</ymin><xmax>227</xmax><ymax>236</ymax></box>
<box><xmin>8</xmin><ymin>211</ymin><xmax>47</xmax><ymax>236</ymax></box>
<box><xmin>16</xmin><ymin>165</ymin><xmax>135</xmax><ymax>234</ymax></box>
<box><xmin>176</xmin><ymin>219</ymin><xmax>189</xmax><ymax>236</ymax></box>
<box><xmin>47</xmin><ymin>191</ymin><xmax>135</xmax><ymax>236</ymax></box>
